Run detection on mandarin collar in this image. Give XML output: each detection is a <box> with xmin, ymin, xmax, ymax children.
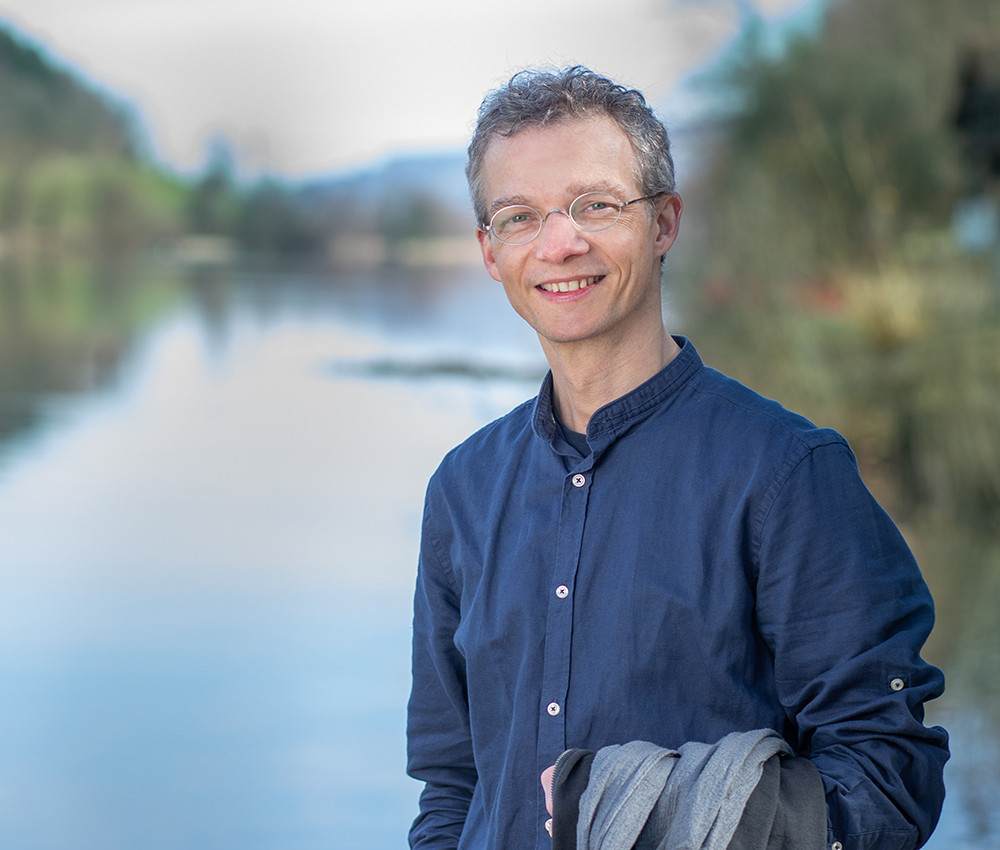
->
<box><xmin>532</xmin><ymin>336</ymin><xmax>703</xmax><ymax>460</ymax></box>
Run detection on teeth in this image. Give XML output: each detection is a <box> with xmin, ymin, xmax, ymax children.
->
<box><xmin>540</xmin><ymin>276</ymin><xmax>600</xmax><ymax>292</ymax></box>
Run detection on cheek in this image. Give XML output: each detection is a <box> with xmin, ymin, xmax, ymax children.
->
<box><xmin>491</xmin><ymin>247</ymin><xmax>524</xmax><ymax>285</ymax></box>
<box><xmin>478</xmin><ymin>230</ymin><xmax>506</xmax><ymax>283</ymax></box>
<box><xmin>501</xmin><ymin>272</ymin><xmax>525</xmax><ymax>299</ymax></box>
<box><xmin>598</xmin><ymin>230</ymin><xmax>644</xmax><ymax>268</ymax></box>
<box><xmin>501</xmin><ymin>280</ymin><xmax>533</xmax><ymax>321</ymax></box>
<box><xmin>615</xmin><ymin>215</ymin><xmax>656</xmax><ymax>239</ymax></box>
<box><xmin>610</xmin><ymin>220</ymin><xmax>660</xmax><ymax>267</ymax></box>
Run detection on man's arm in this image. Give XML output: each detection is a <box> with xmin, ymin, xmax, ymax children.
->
<box><xmin>541</xmin><ymin>734</ymin><xmax>828</xmax><ymax>850</ymax></box>
<box><xmin>407</xmin><ymin>511</ymin><xmax>476</xmax><ymax>849</ymax></box>
<box><xmin>755</xmin><ymin>441</ymin><xmax>949</xmax><ymax>849</ymax></box>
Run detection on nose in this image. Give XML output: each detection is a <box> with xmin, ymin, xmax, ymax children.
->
<box><xmin>534</xmin><ymin>209</ymin><xmax>589</xmax><ymax>263</ymax></box>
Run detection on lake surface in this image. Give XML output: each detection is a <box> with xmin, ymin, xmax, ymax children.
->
<box><xmin>0</xmin><ymin>261</ymin><xmax>996</xmax><ymax>848</ymax></box>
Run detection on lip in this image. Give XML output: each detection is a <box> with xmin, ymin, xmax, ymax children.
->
<box><xmin>536</xmin><ymin>274</ymin><xmax>605</xmax><ymax>295</ymax></box>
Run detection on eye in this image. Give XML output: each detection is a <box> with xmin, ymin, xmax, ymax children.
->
<box><xmin>571</xmin><ymin>193</ymin><xmax>623</xmax><ymax>227</ymax></box>
<box><xmin>493</xmin><ymin>206</ymin><xmax>539</xmax><ymax>232</ymax></box>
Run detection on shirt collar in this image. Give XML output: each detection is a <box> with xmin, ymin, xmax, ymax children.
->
<box><xmin>531</xmin><ymin>336</ymin><xmax>703</xmax><ymax>457</ymax></box>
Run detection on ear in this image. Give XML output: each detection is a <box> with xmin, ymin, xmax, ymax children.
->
<box><xmin>477</xmin><ymin>226</ymin><xmax>503</xmax><ymax>283</ymax></box>
<box><xmin>653</xmin><ymin>193</ymin><xmax>683</xmax><ymax>258</ymax></box>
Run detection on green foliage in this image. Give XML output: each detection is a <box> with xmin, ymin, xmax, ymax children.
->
<box><xmin>0</xmin><ymin>23</ymin><xmax>322</xmax><ymax>260</ymax></box>
<box><xmin>0</xmin><ymin>24</ymin><xmax>196</xmax><ymax>256</ymax></box>
<box><xmin>186</xmin><ymin>164</ymin><xmax>239</xmax><ymax>237</ymax></box>
<box><xmin>694</xmin><ymin>0</ymin><xmax>997</xmax><ymax>280</ymax></box>
<box><xmin>236</xmin><ymin>181</ymin><xmax>318</xmax><ymax>255</ymax></box>
<box><xmin>681</xmin><ymin>0</ymin><xmax>1000</xmax><ymax>537</ymax></box>
<box><xmin>378</xmin><ymin>192</ymin><xmax>453</xmax><ymax>242</ymax></box>
<box><xmin>0</xmin><ymin>27</ymin><xmax>138</xmax><ymax>159</ymax></box>
<box><xmin>0</xmin><ymin>157</ymin><xmax>189</xmax><ymax>254</ymax></box>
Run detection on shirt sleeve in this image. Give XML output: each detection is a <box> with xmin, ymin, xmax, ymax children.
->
<box><xmin>754</xmin><ymin>440</ymin><xmax>949</xmax><ymax>849</ymax></box>
<box><xmin>406</xmin><ymin>492</ymin><xmax>477</xmax><ymax>849</ymax></box>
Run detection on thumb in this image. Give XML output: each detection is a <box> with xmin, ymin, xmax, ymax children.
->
<box><xmin>541</xmin><ymin>764</ymin><xmax>555</xmax><ymax>816</ymax></box>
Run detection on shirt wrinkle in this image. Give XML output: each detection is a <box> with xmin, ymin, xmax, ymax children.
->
<box><xmin>424</xmin><ymin>525</ymin><xmax>460</xmax><ymax>600</ymax></box>
<box><xmin>749</xmin><ymin>443</ymin><xmax>816</xmax><ymax>568</ymax></box>
<box><xmin>751</xmin><ymin>440</ymin><xmax>861</xmax><ymax>566</ymax></box>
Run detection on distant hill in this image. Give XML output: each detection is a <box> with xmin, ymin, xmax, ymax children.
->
<box><xmin>296</xmin><ymin>150</ymin><xmax>475</xmax><ymax>250</ymax></box>
<box><xmin>0</xmin><ymin>23</ymin><xmax>138</xmax><ymax>159</ymax></box>
<box><xmin>298</xmin><ymin>150</ymin><xmax>473</xmax><ymax>233</ymax></box>
<box><xmin>0</xmin><ymin>19</ymin><xmax>477</xmax><ymax>262</ymax></box>
<box><xmin>302</xmin><ymin>151</ymin><xmax>469</xmax><ymax>205</ymax></box>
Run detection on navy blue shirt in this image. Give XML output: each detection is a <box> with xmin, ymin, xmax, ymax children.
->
<box><xmin>407</xmin><ymin>337</ymin><xmax>948</xmax><ymax>850</ymax></box>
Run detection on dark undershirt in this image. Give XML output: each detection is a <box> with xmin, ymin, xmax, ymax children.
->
<box><xmin>557</xmin><ymin>419</ymin><xmax>590</xmax><ymax>457</ymax></box>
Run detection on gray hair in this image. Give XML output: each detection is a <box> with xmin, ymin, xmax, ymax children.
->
<box><xmin>466</xmin><ymin>66</ymin><xmax>676</xmax><ymax>226</ymax></box>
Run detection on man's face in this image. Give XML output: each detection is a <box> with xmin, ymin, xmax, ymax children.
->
<box><xmin>476</xmin><ymin>114</ymin><xmax>681</xmax><ymax>352</ymax></box>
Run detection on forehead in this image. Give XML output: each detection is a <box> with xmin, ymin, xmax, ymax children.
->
<box><xmin>479</xmin><ymin>114</ymin><xmax>641</xmax><ymax>207</ymax></box>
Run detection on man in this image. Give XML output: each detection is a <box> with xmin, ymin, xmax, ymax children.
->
<box><xmin>407</xmin><ymin>66</ymin><xmax>948</xmax><ymax>849</ymax></box>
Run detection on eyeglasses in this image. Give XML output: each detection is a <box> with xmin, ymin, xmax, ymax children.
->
<box><xmin>480</xmin><ymin>191</ymin><xmax>667</xmax><ymax>245</ymax></box>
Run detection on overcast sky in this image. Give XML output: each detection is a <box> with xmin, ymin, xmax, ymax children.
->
<box><xmin>1</xmin><ymin>0</ymin><xmax>817</xmax><ymax>179</ymax></box>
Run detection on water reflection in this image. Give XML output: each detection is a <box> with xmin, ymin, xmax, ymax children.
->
<box><xmin>0</xmin><ymin>259</ymin><xmax>156</xmax><ymax>454</ymax></box>
<box><xmin>0</xmin><ymin>258</ymin><xmax>543</xmax><ymax>850</ymax></box>
<box><xmin>0</xmin><ymin>259</ymin><xmax>996</xmax><ymax>848</ymax></box>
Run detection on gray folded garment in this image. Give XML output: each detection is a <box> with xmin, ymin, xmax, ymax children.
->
<box><xmin>574</xmin><ymin>729</ymin><xmax>826</xmax><ymax>850</ymax></box>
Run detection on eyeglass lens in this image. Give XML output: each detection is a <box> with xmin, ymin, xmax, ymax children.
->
<box><xmin>490</xmin><ymin>192</ymin><xmax>623</xmax><ymax>244</ymax></box>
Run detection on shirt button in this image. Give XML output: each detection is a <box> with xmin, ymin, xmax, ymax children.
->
<box><xmin>547</xmin><ymin>702</ymin><xmax>561</xmax><ymax>716</ymax></box>
<box><xmin>890</xmin><ymin>677</ymin><xmax>905</xmax><ymax>692</ymax></box>
<box><xmin>555</xmin><ymin>585</ymin><xmax>570</xmax><ymax>599</ymax></box>
<box><xmin>572</xmin><ymin>473</ymin><xmax>586</xmax><ymax>488</ymax></box>
<box><xmin>831</xmin><ymin>843</ymin><xmax>843</xmax><ymax>850</ymax></box>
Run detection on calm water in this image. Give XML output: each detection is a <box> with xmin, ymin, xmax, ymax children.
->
<box><xmin>0</xmin><ymin>261</ymin><xmax>996</xmax><ymax>848</ymax></box>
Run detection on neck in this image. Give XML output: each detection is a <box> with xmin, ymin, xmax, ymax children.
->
<box><xmin>543</xmin><ymin>326</ymin><xmax>680</xmax><ymax>434</ymax></box>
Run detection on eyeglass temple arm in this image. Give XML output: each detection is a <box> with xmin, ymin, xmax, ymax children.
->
<box><xmin>622</xmin><ymin>191</ymin><xmax>668</xmax><ymax>208</ymax></box>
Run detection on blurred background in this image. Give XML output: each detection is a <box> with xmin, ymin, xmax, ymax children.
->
<box><xmin>0</xmin><ymin>0</ymin><xmax>997</xmax><ymax>847</ymax></box>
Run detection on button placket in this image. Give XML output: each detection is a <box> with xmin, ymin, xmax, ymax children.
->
<box><xmin>537</xmin><ymin>459</ymin><xmax>592</xmax><ymax>757</ymax></box>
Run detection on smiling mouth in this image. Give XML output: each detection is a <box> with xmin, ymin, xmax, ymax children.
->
<box><xmin>538</xmin><ymin>275</ymin><xmax>604</xmax><ymax>293</ymax></box>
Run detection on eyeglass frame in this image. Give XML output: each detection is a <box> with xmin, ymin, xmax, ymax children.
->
<box><xmin>479</xmin><ymin>190</ymin><xmax>670</xmax><ymax>245</ymax></box>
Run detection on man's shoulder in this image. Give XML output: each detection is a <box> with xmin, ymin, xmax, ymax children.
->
<box><xmin>684</xmin><ymin>365</ymin><xmax>848</xmax><ymax>454</ymax></box>
<box><xmin>432</xmin><ymin>395</ymin><xmax>538</xmax><ymax>481</ymax></box>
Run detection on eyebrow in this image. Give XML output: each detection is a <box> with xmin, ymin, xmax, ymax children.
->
<box><xmin>487</xmin><ymin>181</ymin><xmax>632</xmax><ymax>216</ymax></box>
<box><xmin>488</xmin><ymin>194</ymin><xmax>533</xmax><ymax>215</ymax></box>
